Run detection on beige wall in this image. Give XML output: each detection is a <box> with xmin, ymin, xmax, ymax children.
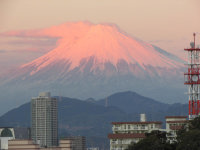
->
<box><xmin>8</xmin><ymin>139</ymin><xmax>73</xmax><ymax>150</ymax></box>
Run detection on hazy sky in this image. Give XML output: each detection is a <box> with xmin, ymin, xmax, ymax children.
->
<box><xmin>0</xmin><ymin>0</ymin><xmax>200</xmax><ymax>71</ymax></box>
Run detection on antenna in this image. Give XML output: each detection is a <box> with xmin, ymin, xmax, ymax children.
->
<box><xmin>193</xmin><ymin>32</ymin><xmax>196</xmax><ymax>48</ymax></box>
<box><xmin>184</xmin><ymin>33</ymin><xmax>200</xmax><ymax>120</ymax></box>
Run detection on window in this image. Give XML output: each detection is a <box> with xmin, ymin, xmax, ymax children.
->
<box><xmin>151</xmin><ymin>124</ymin><xmax>153</xmax><ymax>129</ymax></box>
<box><xmin>141</xmin><ymin>125</ymin><xmax>145</xmax><ymax>129</ymax></box>
<box><xmin>124</xmin><ymin>125</ymin><xmax>126</xmax><ymax>129</ymax></box>
<box><xmin>134</xmin><ymin>125</ymin><xmax>138</xmax><ymax>129</ymax></box>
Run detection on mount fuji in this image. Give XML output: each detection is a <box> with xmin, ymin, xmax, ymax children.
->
<box><xmin>0</xmin><ymin>22</ymin><xmax>186</xmax><ymax>114</ymax></box>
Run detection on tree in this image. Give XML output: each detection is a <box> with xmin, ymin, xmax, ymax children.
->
<box><xmin>176</xmin><ymin>116</ymin><xmax>200</xmax><ymax>150</ymax></box>
<box><xmin>189</xmin><ymin>116</ymin><xmax>200</xmax><ymax>130</ymax></box>
<box><xmin>176</xmin><ymin>129</ymin><xmax>200</xmax><ymax>150</ymax></box>
<box><xmin>126</xmin><ymin>131</ymin><xmax>175</xmax><ymax>150</ymax></box>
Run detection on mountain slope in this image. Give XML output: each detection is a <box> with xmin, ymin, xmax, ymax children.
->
<box><xmin>0</xmin><ymin>22</ymin><xmax>186</xmax><ymax>114</ymax></box>
<box><xmin>3</xmin><ymin>22</ymin><xmax>184</xmax><ymax>78</ymax></box>
<box><xmin>96</xmin><ymin>91</ymin><xmax>169</xmax><ymax>114</ymax></box>
<box><xmin>96</xmin><ymin>91</ymin><xmax>188</xmax><ymax>123</ymax></box>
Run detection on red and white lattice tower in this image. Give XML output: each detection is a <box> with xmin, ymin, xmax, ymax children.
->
<box><xmin>184</xmin><ymin>33</ymin><xmax>200</xmax><ymax>120</ymax></box>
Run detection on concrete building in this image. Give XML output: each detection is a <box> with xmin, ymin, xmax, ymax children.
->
<box><xmin>62</xmin><ymin>136</ymin><xmax>86</xmax><ymax>150</ymax></box>
<box><xmin>59</xmin><ymin>139</ymin><xmax>73</xmax><ymax>150</ymax></box>
<box><xmin>8</xmin><ymin>139</ymin><xmax>40</xmax><ymax>150</ymax></box>
<box><xmin>87</xmin><ymin>147</ymin><xmax>99</xmax><ymax>150</ymax></box>
<box><xmin>0</xmin><ymin>127</ymin><xmax>15</xmax><ymax>150</ymax></box>
<box><xmin>108</xmin><ymin>114</ymin><xmax>162</xmax><ymax>150</ymax></box>
<box><xmin>108</xmin><ymin>115</ymin><xmax>189</xmax><ymax>150</ymax></box>
<box><xmin>0</xmin><ymin>128</ymin><xmax>15</xmax><ymax>139</ymax></box>
<box><xmin>8</xmin><ymin>139</ymin><xmax>72</xmax><ymax>150</ymax></box>
<box><xmin>0</xmin><ymin>127</ymin><xmax>32</xmax><ymax>150</ymax></box>
<box><xmin>31</xmin><ymin>92</ymin><xmax>58</xmax><ymax>147</ymax></box>
<box><xmin>165</xmin><ymin>116</ymin><xmax>188</xmax><ymax>143</ymax></box>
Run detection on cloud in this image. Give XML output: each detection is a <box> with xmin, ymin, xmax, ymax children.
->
<box><xmin>0</xmin><ymin>22</ymin><xmax>96</xmax><ymax>54</ymax></box>
<box><xmin>0</xmin><ymin>37</ymin><xmax>57</xmax><ymax>53</ymax></box>
<box><xmin>5</xmin><ymin>37</ymin><xmax>58</xmax><ymax>45</ymax></box>
<box><xmin>0</xmin><ymin>29</ymin><xmax>59</xmax><ymax>53</ymax></box>
<box><xmin>0</xmin><ymin>21</ymin><xmax>94</xmax><ymax>38</ymax></box>
<box><xmin>0</xmin><ymin>50</ymin><xmax>6</xmax><ymax>53</ymax></box>
<box><xmin>149</xmin><ymin>40</ymin><xmax>174</xmax><ymax>43</ymax></box>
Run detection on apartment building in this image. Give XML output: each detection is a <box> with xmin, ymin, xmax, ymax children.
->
<box><xmin>31</xmin><ymin>92</ymin><xmax>58</xmax><ymax>147</ymax></box>
<box><xmin>165</xmin><ymin>116</ymin><xmax>188</xmax><ymax>142</ymax></box>
<box><xmin>108</xmin><ymin>114</ymin><xmax>162</xmax><ymax>150</ymax></box>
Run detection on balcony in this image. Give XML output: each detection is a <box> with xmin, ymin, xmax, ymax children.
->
<box><xmin>112</xmin><ymin>127</ymin><xmax>121</xmax><ymax>131</ymax></box>
<box><xmin>111</xmin><ymin>140</ymin><xmax>132</xmax><ymax>145</ymax></box>
<box><xmin>139</xmin><ymin>127</ymin><xmax>148</xmax><ymax>130</ymax></box>
<box><xmin>111</xmin><ymin>141</ymin><xmax>122</xmax><ymax>145</ymax></box>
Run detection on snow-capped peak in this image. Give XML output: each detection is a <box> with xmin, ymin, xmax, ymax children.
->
<box><xmin>16</xmin><ymin>22</ymin><xmax>183</xmax><ymax>76</ymax></box>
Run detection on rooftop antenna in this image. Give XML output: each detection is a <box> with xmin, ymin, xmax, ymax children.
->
<box><xmin>194</xmin><ymin>32</ymin><xmax>196</xmax><ymax>48</ymax></box>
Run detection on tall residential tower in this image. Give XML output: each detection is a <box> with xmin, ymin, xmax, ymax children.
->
<box><xmin>31</xmin><ymin>92</ymin><xmax>58</xmax><ymax>147</ymax></box>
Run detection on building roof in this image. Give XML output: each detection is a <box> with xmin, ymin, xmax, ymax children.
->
<box><xmin>108</xmin><ymin>133</ymin><xmax>145</xmax><ymax>139</ymax></box>
<box><xmin>111</xmin><ymin>121</ymin><xmax>162</xmax><ymax>125</ymax></box>
<box><xmin>166</xmin><ymin>120</ymin><xmax>188</xmax><ymax>123</ymax></box>
<box><xmin>0</xmin><ymin>128</ymin><xmax>13</xmax><ymax>137</ymax></box>
<box><xmin>165</xmin><ymin>116</ymin><xmax>187</xmax><ymax>119</ymax></box>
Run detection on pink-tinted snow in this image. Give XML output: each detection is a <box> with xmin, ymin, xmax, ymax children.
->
<box><xmin>3</xmin><ymin>22</ymin><xmax>183</xmax><ymax>75</ymax></box>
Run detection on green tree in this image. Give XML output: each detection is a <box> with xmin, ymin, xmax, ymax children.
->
<box><xmin>176</xmin><ymin>129</ymin><xmax>200</xmax><ymax>150</ymax></box>
<box><xmin>176</xmin><ymin>116</ymin><xmax>200</xmax><ymax>150</ymax></box>
<box><xmin>189</xmin><ymin>116</ymin><xmax>200</xmax><ymax>130</ymax></box>
<box><xmin>126</xmin><ymin>131</ymin><xmax>175</xmax><ymax>150</ymax></box>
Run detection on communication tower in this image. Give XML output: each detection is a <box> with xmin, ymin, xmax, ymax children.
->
<box><xmin>184</xmin><ymin>33</ymin><xmax>200</xmax><ymax>120</ymax></box>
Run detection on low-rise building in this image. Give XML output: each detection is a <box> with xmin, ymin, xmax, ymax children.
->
<box><xmin>108</xmin><ymin>114</ymin><xmax>162</xmax><ymax>150</ymax></box>
<box><xmin>165</xmin><ymin>116</ymin><xmax>188</xmax><ymax>142</ymax></box>
<box><xmin>87</xmin><ymin>147</ymin><xmax>100</xmax><ymax>150</ymax></box>
<box><xmin>0</xmin><ymin>127</ymin><xmax>15</xmax><ymax>150</ymax></box>
<box><xmin>62</xmin><ymin>136</ymin><xmax>86</xmax><ymax>150</ymax></box>
<box><xmin>59</xmin><ymin>139</ymin><xmax>73</xmax><ymax>150</ymax></box>
<box><xmin>7</xmin><ymin>139</ymin><xmax>72</xmax><ymax>150</ymax></box>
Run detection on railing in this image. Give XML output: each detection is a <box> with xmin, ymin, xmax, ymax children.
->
<box><xmin>112</xmin><ymin>140</ymin><xmax>132</xmax><ymax>145</ymax></box>
<box><xmin>112</xmin><ymin>127</ymin><xmax>120</xmax><ymax>131</ymax></box>
<box><xmin>111</xmin><ymin>141</ymin><xmax>121</xmax><ymax>145</ymax></box>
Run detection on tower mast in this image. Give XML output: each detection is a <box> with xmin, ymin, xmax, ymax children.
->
<box><xmin>184</xmin><ymin>33</ymin><xmax>200</xmax><ymax>120</ymax></box>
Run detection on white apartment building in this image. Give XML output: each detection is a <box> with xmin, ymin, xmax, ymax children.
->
<box><xmin>165</xmin><ymin>116</ymin><xmax>188</xmax><ymax>143</ymax></box>
<box><xmin>108</xmin><ymin>114</ymin><xmax>162</xmax><ymax>150</ymax></box>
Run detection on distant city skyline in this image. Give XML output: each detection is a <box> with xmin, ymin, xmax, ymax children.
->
<box><xmin>0</xmin><ymin>0</ymin><xmax>200</xmax><ymax>72</ymax></box>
